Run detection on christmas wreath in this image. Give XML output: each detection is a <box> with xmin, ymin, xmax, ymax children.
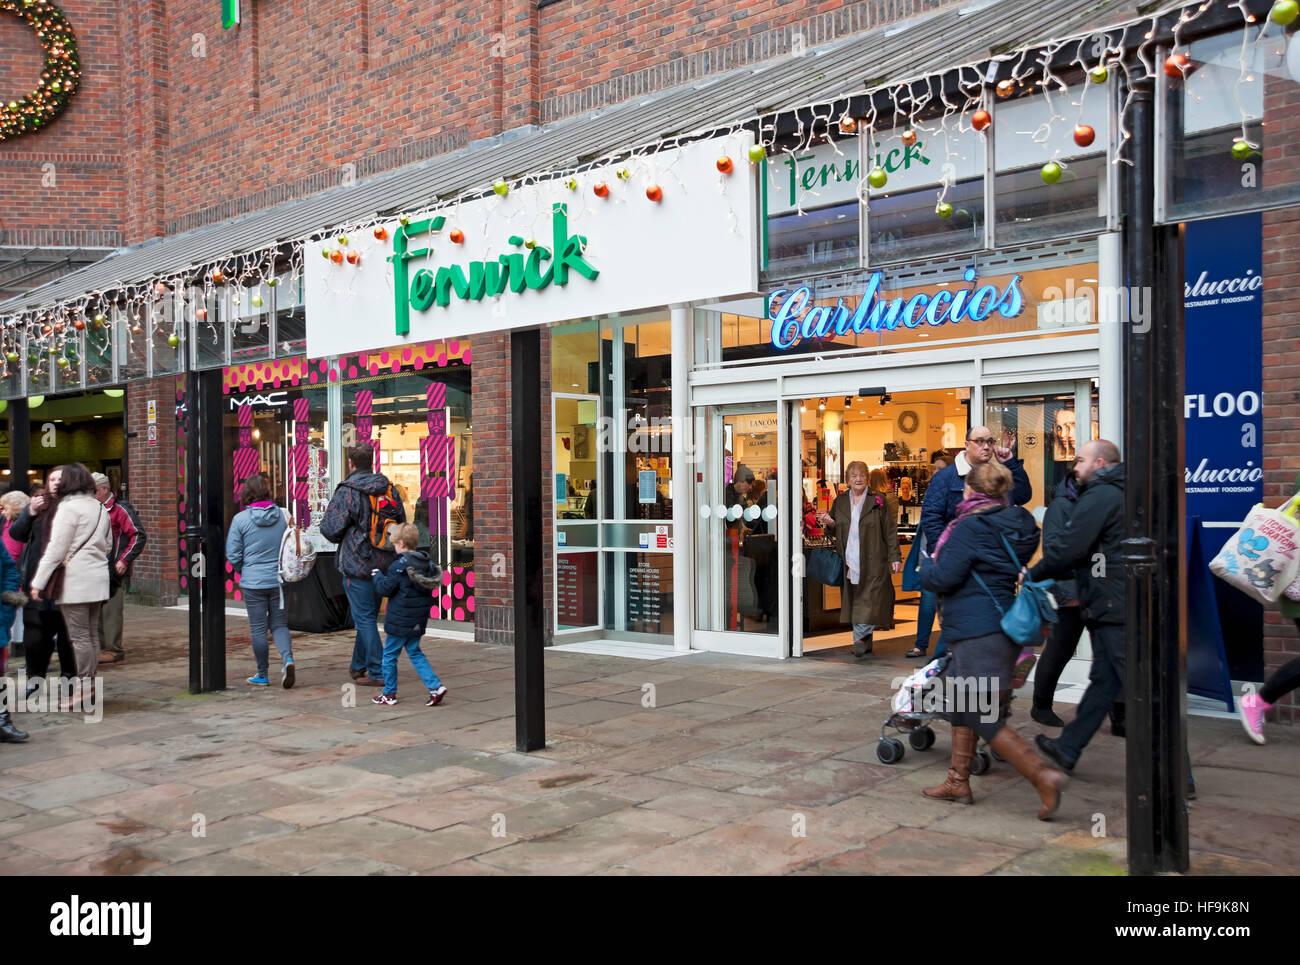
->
<box><xmin>1</xmin><ymin>0</ymin><xmax>80</xmax><ymax>142</ymax></box>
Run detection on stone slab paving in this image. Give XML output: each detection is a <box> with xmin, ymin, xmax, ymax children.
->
<box><xmin>0</xmin><ymin>602</ymin><xmax>1292</xmax><ymax>875</ymax></box>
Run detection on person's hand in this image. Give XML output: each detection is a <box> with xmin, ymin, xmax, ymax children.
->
<box><xmin>891</xmin><ymin>561</ymin><xmax>902</xmax><ymax>574</ymax></box>
<box><xmin>1018</xmin><ymin>566</ymin><xmax>1028</xmax><ymax>586</ymax></box>
<box><xmin>29</xmin><ymin>495</ymin><xmax>46</xmax><ymax>514</ymax></box>
<box><xmin>29</xmin><ymin>587</ymin><xmax>41</xmax><ymax>603</ymax></box>
<box><xmin>817</xmin><ymin>513</ymin><xmax>833</xmax><ymax>527</ymax></box>
<box><xmin>994</xmin><ymin>430</ymin><xmax>1016</xmax><ymax>463</ymax></box>
<box><xmin>115</xmin><ymin>560</ymin><xmax>127</xmax><ymax>576</ymax></box>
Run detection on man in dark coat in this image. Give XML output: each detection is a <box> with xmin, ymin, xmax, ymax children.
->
<box><xmin>321</xmin><ymin>445</ymin><xmax>406</xmax><ymax>686</ymax></box>
<box><xmin>9</xmin><ymin>474</ymin><xmax>77</xmax><ymax>689</ymax></box>
<box><xmin>1028</xmin><ymin>439</ymin><xmax>1125</xmax><ymax>772</ymax></box>
<box><xmin>920</xmin><ymin>426</ymin><xmax>1033</xmax><ymax>549</ymax></box>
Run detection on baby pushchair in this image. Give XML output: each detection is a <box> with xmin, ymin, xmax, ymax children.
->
<box><xmin>875</xmin><ymin>651</ymin><xmax>999</xmax><ymax>773</ymax></box>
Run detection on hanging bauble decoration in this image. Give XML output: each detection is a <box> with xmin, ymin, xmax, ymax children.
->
<box><xmin>321</xmin><ymin>247</ymin><xmax>333</xmax><ymax>260</ymax></box>
<box><xmin>972</xmin><ymin>110</ymin><xmax>992</xmax><ymax>132</ymax></box>
<box><xmin>593</xmin><ymin>181</ymin><xmax>609</xmax><ymax>198</ymax></box>
<box><xmin>330</xmin><ymin>249</ymin><xmax>344</xmax><ymax>264</ymax></box>
<box><xmin>345</xmin><ymin>251</ymin><xmax>360</xmax><ymax>266</ymax></box>
<box><xmin>92</xmin><ymin>312</ymin><xmax>106</xmax><ymax>327</ymax></box>
<box><xmin>1041</xmin><ymin>161</ymin><xmax>1063</xmax><ymax>184</ymax></box>
<box><xmin>0</xmin><ymin>0</ymin><xmax>82</xmax><ymax>143</ymax></box>
<box><xmin>646</xmin><ymin>185</ymin><xmax>663</xmax><ymax>202</ymax></box>
<box><xmin>565</xmin><ymin>177</ymin><xmax>578</xmax><ymax>190</ymax></box>
<box><xmin>56</xmin><ymin>356</ymin><xmax>70</xmax><ymax>369</ymax></box>
<box><xmin>196</xmin><ymin>308</ymin><xmax>208</xmax><ymax>321</ymax></box>
<box><xmin>616</xmin><ymin>168</ymin><xmax>631</xmax><ymax>181</ymax></box>
<box><xmin>901</xmin><ymin>129</ymin><xmax>917</xmax><ymax>147</ymax></box>
<box><xmin>4</xmin><ymin>352</ymin><xmax>16</xmax><ymax>364</ymax></box>
<box><xmin>748</xmin><ymin>144</ymin><xmax>767</xmax><ymax>164</ymax></box>
<box><xmin>167</xmin><ymin>333</ymin><xmax>180</xmax><ymax>347</ymax></box>
<box><xmin>867</xmin><ymin>167</ymin><xmax>888</xmax><ymax>189</ymax></box>
<box><xmin>1090</xmin><ymin>65</ymin><xmax>1109</xmax><ymax>84</ymax></box>
<box><xmin>210</xmin><ymin>269</ymin><xmax>224</xmax><ymax>284</ymax></box>
<box><xmin>1164</xmin><ymin>53</ymin><xmax>1191</xmax><ymax>78</ymax></box>
<box><xmin>716</xmin><ymin>156</ymin><xmax>734</xmax><ymax>174</ymax></box>
<box><xmin>266</xmin><ymin>277</ymin><xmax>277</xmax><ymax>287</ymax></box>
<box><xmin>1073</xmin><ymin>124</ymin><xmax>1096</xmax><ymax>148</ymax></box>
<box><xmin>1270</xmin><ymin>0</ymin><xmax>1299</xmax><ymax>25</ymax></box>
<box><xmin>251</xmin><ymin>294</ymin><xmax>264</xmax><ymax>307</ymax></box>
<box><xmin>336</xmin><ymin>235</ymin><xmax>348</xmax><ymax>246</ymax></box>
<box><xmin>399</xmin><ymin>216</ymin><xmax>411</xmax><ymax>226</ymax></box>
<box><xmin>838</xmin><ymin>115</ymin><xmax>857</xmax><ymax>134</ymax></box>
<box><xmin>996</xmin><ymin>79</ymin><xmax>1014</xmax><ymax>99</ymax></box>
<box><xmin>1231</xmin><ymin>138</ymin><xmax>1253</xmax><ymax>160</ymax></box>
<box><xmin>936</xmin><ymin>201</ymin><xmax>954</xmax><ymax>219</ymax></box>
<box><xmin>493</xmin><ymin>180</ymin><xmax>509</xmax><ymax>196</ymax></box>
<box><xmin>449</xmin><ymin>229</ymin><xmax>464</xmax><ymax>244</ymax></box>
<box><xmin>373</xmin><ymin>226</ymin><xmax>387</xmax><ymax>241</ymax></box>
<box><xmin>73</xmin><ymin>317</ymin><xmax>85</xmax><ymax>330</ymax></box>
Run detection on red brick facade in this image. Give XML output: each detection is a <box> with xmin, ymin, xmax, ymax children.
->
<box><xmin>123</xmin><ymin>376</ymin><xmax>180</xmax><ymax>605</ymax></box>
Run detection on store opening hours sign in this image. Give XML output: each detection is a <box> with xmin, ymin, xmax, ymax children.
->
<box><xmin>305</xmin><ymin>135</ymin><xmax>760</xmax><ymax>359</ymax></box>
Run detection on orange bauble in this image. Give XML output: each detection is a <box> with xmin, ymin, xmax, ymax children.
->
<box><xmin>901</xmin><ymin>129</ymin><xmax>917</xmax><ymax>147</ymax></box>
<box><xmin>716</xmin><ymin>156</ymin><xmax>733</xmax><ymax>174</ymax></box>
<box><xmin>346</xmin><ymin>251</ymin><xmax>360</xmax><ymax>265</ymax></box>
<box><xmin>330</xmin><ymin>249</ymin><xmax>343</xmax><ymax>264</ymax></box>
<box><xmin>972</xmin><ymin>110</ymin><xmax>992</xmax><ymax>132</ymax></box>
<box><xmin>1073</xmin><ymin>124</ymin><xmax>1096</xmax><ymax>148</ymax></box>
<box><xmin>996</xmin><ymin>79</ymin><xmax>1014</xmax><ymax>99</ymax></box>
<box><xmin>449</xmin><ymin>229</ymin><xmax>465</xmax><ymax>244</ymax></box>
<box><xmin>1165</xmin><ymin>53</ymin><xmax>1190</xmax><ymax>78</ymax></box>
<box><xmin>646</xmin><ymin>185</ymin><xmax>663</xmax><ymax>202</ymax></box>
<box><xmin>838</xmin><ymin>115</ymin><xmax>857</xmax><ymax>133</ymax></box>
<box><xmin>210</xmin><ymin>270</ymin><xmax>224</xmax><ymax>284</ymax></box>
<box><xmin>374</xmin><ymin>226</ymin><xmax>388</xmax><ymax>241</ymax></box>
<box><xmin>593</xmin><ymin>182</ymin><xmax>609</xmax><ymax>198</ymax></box>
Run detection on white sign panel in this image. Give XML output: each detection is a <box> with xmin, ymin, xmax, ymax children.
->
<box><xmin>306</xmin><ymin>134</ymin><xmax>759</xmax><ymax>358</ymax></box>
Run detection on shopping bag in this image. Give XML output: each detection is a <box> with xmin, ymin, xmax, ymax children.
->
<box><xmin>1208</xmin><ymin>496</ymin><xmax>1300</xmax><ymax>604</ymax></box>
<box><xmin>807</xmin><ymin>547</ymin><xmax>844</xmax><ymax>586</ymax></box>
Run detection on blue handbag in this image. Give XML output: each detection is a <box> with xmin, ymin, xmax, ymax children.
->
<box><xmin>807</xmin><ymin>546</ymin><xmax>844</xmax><ymax>586</ymax></box>
<box><xmin>971</xmin><ymin>535</ymin><xmax>1058</xmax><ymax>646</ymax></box>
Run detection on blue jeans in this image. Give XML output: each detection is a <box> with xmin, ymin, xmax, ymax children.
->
<box><xmin>344</xmin><ymin>576</ymin><xmax>383</xmax><ymax>679</ymax></box>
<box><xmin>382</xmin><ymin>633</ymin><xmax>442</xmax><ymax>695</ymax></box>
<box><xmin>244</xmin><ymin>585</ymin><xmax>292</xmax><ymax>676</ymax></box>
<box><xmin>914</xmin><ymin>588</ymin><xmax>945</xmax><ymax>657</ymax></box>
<box><xmin>1056</xmin><ymin>622</ymin><xmax>1125</xmax><ymax>766</ymax></box>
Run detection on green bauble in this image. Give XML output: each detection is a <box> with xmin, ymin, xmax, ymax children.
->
<box><xmin>1041</xmin><ymin>161</ymin><xmax>1063</xmax><ymax>184</ymax></box>
<box><xmin>1090</xmin><ymin>65</ymin><xmax>1108</xmax><ymax>84</ymax></box>
<box><xmin>868</xmin><ymin>167</ymin><xmax>888</xmax><ymax>189</ymax></box>
<box><xmin>747</xmin><ymin>144</ymin><xmax>767</xmax><ymax>163</ymax></box>
<box><xmin>936</xmin><ymin>202</ymin><xmax>954</xmax><ymax>218</ymax></box>
<box><xmin>1271</xmin><ymin>0</ymin><xmax>1299</xmax><ymax>25</ymax></box>
<box><xmin>1231</xmin><ymin>139</ymin><xmax>1252</xmax><ymax>161</ymax></box>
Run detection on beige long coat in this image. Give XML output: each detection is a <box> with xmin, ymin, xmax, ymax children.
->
<box><xmin>830</xmin><ymin>488</ymin><xmax>901</xmax><ymax>629</ymax></box>
<box><xmin>32</xmin><ymin>493</ymin><xmax>112</xmax><ymax>605</ymax></box>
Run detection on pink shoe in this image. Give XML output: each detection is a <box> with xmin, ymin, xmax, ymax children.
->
<box><xmin>1239</xmin><ymin>692</ymin><xmax>1269</xmax><ymax>745</ymax></box>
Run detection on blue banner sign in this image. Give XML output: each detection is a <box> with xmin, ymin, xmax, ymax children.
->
<box><xmin>1183</xmin><ymin>212</ymin><xmax>1263</xmax><ymax>523</ymax></box>
<box><xmin>767</xmin><ymin>268</ymin><xmax>1023</xmax><ymax>350</ymax></box>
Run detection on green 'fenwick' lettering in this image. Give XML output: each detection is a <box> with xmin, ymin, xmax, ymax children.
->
<box><xmin>389</xmin><ymin>203</ymin><xmax>597</xmax><ymax>335</ymax></box>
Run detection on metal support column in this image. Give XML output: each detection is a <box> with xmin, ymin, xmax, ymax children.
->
<box><xmin>1122</xmin><ymin>78</ymin><xmax>1189</xmax><ymax>875</ymax></box>
<box><xmin>8</xmin><ymin>400</ymin><xmax>30</xmax><ymax>495</ymax></box>
<box><xmin>200</xmin><ymin>367</ymin><xmax>227</xmax><ymax>692</ymax></box>
<box><xmin>511</xmin><ymin>328</ymin><xmax>545</xmax><ymax>752</ymax></box>
<box><xmin>185</xmin><ymin>363</ymin><xmax>202</xmax><ymax>695</ymax></box>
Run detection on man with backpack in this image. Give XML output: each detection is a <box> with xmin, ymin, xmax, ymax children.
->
<box><xmin>321</xmin><ymin>445</ymin><xmax>406</xmax><ymax>687</ymax></box>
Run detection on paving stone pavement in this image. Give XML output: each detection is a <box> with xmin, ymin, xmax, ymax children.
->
<box><xmin>0</xmin><ymin>604</ymin><xmax>1293</xmax><ymax>876</ymax></box>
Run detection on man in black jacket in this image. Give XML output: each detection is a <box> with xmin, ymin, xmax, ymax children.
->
<box><xmin>1027</xmin><ymin>440</ymin><xmax>1124</xmax><ymax>771</ymax></box>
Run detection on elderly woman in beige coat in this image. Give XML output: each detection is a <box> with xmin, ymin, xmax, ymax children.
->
<box><xmin>31</xmin><ymin>463</ymin><xmax>111</xmax><ymax>698</ymax></box>
<box><xmin>819</xmin><ymin>461</ymin><xmax>901</xmax><ymax>656</ymax></box>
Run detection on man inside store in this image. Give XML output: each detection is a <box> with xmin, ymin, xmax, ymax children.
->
<box><xmin>920</xmin><ymin>425</ymin><xmax>1032</xmax><ymax>550</ymax></box>
<box><xmin>93</xmin><ymin>473</ymin><xmax>147</xmax><ymax>666</ymax></box>
<box><xmin>321</xmin><ymin>445</ymin><xmax>406</xmax><ymax>686</ymax></box>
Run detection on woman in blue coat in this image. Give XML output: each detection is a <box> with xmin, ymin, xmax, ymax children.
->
<box><xmin>226</xmin><ymin>474</ymin><xmax>295</xmax><ymax>688</ymax></box>
<box><xmin>0</xmin><ymin>541</ymin><xmax>27</xmax><ymax>742</ymax></box>
<box><xmin>919</xmin><ymin>461</ymin><xmax>1066</xmax><ymax>820</ymax></box>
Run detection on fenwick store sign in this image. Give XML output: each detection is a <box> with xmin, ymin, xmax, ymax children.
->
<box><xmin>304</xmin><ymin>135</ymin><xmax>760</xmax><ymax>359</ymax></box>
<box><xmin>767</xmin><ymin>269</ymin><xmax>1024</xmax><ymax>349</ymax></box>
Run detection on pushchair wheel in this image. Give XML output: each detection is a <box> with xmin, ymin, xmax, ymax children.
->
<box><xmin>971</xmin><ymin>749</ymin><xmax>992</xmax><ymax>776</ymax></box>
<box><xmin>876</xmin><ymin>737</ymin><xmax>905</xmax><ymax>764</ymax></box>
<box><xmin>908</xmin><ymin>727</ymin><xmax>936</xmax><ymax>751</ymax></box>
<box><xmin>989</xmin><ymin>746</ymin><xmax>1005</xmax><ymax>763</ymax></box>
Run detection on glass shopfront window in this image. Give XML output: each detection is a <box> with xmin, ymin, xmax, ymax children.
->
<box><xmin>550</xmin><ymin>313</ymin><xmax>674</xmax><ymax>643</ymax></box>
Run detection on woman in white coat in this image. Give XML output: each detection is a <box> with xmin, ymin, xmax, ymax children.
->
<box><xmin>30</xmin><ymin>463</ymin><xmax>111</xmax><ymax>699</ymax></box>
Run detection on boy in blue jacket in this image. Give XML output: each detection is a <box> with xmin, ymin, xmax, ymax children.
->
<box><xmin>370</xmin><ymin>523</ymin><xmax>446</xmax><ymax>707</ymax></box>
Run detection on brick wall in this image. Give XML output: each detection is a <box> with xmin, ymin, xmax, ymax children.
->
<box><xmin>470</xmin><ymin>332</ymin><xmax>513</xmax><ymax>644</ymax></box>
<box><xmin>0</xmin><ymin>1</ymin><xmax>124</xmax><ymax>249</ymax></box>
<box><xmin>123</xmin><ymin>377</ymin><xmax>180</xmax><ymax>605</ymax></box>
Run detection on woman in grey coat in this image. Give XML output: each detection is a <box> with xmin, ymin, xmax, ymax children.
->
<box><xmin>226</xmin><ymin>474</ymin><xmax>295</xmax><ymax>689</ymax></box>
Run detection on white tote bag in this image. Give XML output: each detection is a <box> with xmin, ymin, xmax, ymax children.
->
<box><xmin>1209</xmin><ymin>495</ymin><xmax>1300</xmax><ymax>604</ymax></box>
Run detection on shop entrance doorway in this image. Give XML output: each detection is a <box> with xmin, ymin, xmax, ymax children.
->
<box><xmin>791</xmin><ymin>387</ymin><xmax>971</xmax><ymax>658</ymax></box>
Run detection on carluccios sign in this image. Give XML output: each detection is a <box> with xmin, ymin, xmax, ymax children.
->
<box><xmin>767</xmin><ymin>268</ymin><xmax>1024</xmax><ymax>349</ymax></box>
<box><xmin>390</xmin><ymin>205</ymin><xmax>598</xmax><ymax>337</ymax></box>
<box><xmin>304</xmin><ymin>134</ymin><xmax>759</xmax><ymax>359</ymax></box>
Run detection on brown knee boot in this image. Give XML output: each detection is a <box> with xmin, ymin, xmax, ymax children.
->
<box><xmin>989</xmin><ymin>726</ymin><xmax>1067</xmax><ymax>820</ymax></box>
<box><xmin>923</xmin><ymin>726</ymin><xmax>977</xmax><ymax>804</ymax></box>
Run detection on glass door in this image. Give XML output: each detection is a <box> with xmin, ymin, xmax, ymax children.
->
<box><xmin>694</xmin><ymin>401</ymin><xmax>785</xmax><ymax>657</ymax></box>
<box><xmin>554</xmin><ymin>393</ymin><xmax>602</xmax><ymax>634</ymax></box>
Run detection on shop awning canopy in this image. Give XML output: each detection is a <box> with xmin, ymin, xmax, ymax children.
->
<box><xmin>0</xmin><ymin>0</ymin><xmax>1144</xmax><ymax>316</ymax></box>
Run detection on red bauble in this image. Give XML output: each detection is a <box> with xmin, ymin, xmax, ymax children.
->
<box><xmin>593</xmin><ymin>182</ymin><xmax>609</xmax><ymax>198</ymax></box>
<box><xmin>196</xmin><ymin>309</ymin><xmax>208</xmax><ymax>321</ymax></box>
<box><xmin>1073</xmin><ymin>124</ymin><xmax>1096</xmax><ymax>148</ymax></box>
<box><xmin>449</xmin><ymin>229</ymin><xmax>464</xmax><ymax>244</ymax></box>
<box><xmin>330</xmin><ymin>249</ymin><xmax>344</xmax><ymax>264</ymax></box>
<box><xmin>1165</xmin><ymin>53</ymin><xmax>1190</xmax><ymax>78</ymax></box>
<box><xmin>838</xmin><ymin>115</ymin><xmax>857</xmax><ymax>133</ymax></box>
<box><xmin>210</xmin><ymin>270</ymin><xmax>224</xmax><ymax>284</ymax></box>
<box><xmin>901</xmin><ymin>129</ymin><xmax>917</xmax><ymax>147</ymax></box>
<box><xmin>346</xmin><ymin>251</ymin><xmax>360</xmax><ymax>266</ymax></box>
<box><xmin>73</xmin><ymin>318</ymin><xmax>86</xmax><ymax>331</ymax></box>
<box><xmin>374</xmin><ymin>226</ymin><xmax>388</xmax><ymax>241</ymax></box>
<box><xmin>646</xmin><ymin>185</ymin><xmax>663</xmax><ymax>202</ymax></box>
<box><xmin>716</xmin><ymin>156</ymin><xmax>733</xmax><ymax>174</ymax></box>
<box><xmin>972</xmin><ymin>110</ymin><xmax>992</xmax><ymax>132</ymax></box>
